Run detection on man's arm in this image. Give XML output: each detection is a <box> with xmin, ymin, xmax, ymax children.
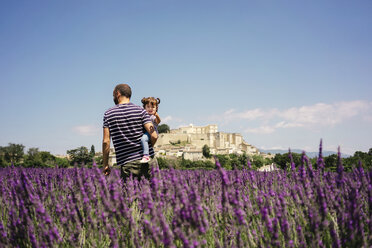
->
<box><xmin>102</xmin><ymin>127</ymin><xmax>111</xmax><ymax>175</ymax></box>
<box><xmin>144</xmin><ymin>122</ymin><xmax>158</xmax><ymax>147</ymax></box>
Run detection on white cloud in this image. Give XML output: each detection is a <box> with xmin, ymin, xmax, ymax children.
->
<box><xmin>259</xmin><ymin>145</ymin><xmax>288</xmax><ymax>150</ymax></box>
<box><xmin>73</xmin><ymin>125</ymin><xmax>100</xmax><ymax>136</ymax></box>
<box><xmin>224</xmin><ymin>108</ymin><xmax>267</xmax><ymax>121</ymax></box>
<box><xmin>224</xmin><ymin>100</ymin><xmax>372</xmax><ymax>134</ymax></box>
<box><xmin>224</xmin><ymin>109</ymin><xmax>236</xmax><ymax>115</ymax></box>
<box><xmin>274</xmin><ymin>121</ymin><xmax>304</xmax><ymax>128</ymax></box>
<box><xmin>245</xmin><ymin>126</ymin><xmax>275</xmax><ymax>134</ymax></box>
<box><xmin>162</xmin><ymin>115</ymin><xmax>173</xmax><ymax>123</ymax></box>
<box><xmin>278</xmin><ymin>101</ymin><xmax>370</xmax><ymax>127</ymax></box>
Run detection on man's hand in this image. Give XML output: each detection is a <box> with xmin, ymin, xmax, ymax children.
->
<box><xmin>103</xmin><ymin>165</ymin><xmax>111</xmax><ymax>176</ymax></box>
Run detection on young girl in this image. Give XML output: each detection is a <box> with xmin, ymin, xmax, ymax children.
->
<box><xmin>140</xmin><ymin>97</ymin><xmax>161</xmax><ymax>163</ymax></box>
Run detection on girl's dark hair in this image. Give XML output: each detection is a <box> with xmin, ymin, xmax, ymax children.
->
<box><xmin>141</xmin><ymin>97</ymin><xmax>160</xmax><ymax>111</ymax></box>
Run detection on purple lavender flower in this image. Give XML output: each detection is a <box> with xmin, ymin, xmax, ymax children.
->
<box><xmin>336</xmin><ymin>147</ymin><xmax>344</xmax><ymax>188</ymax></box>
<box><xmin>288</xmin><ymin>149</ymin><xmax>296</xmax><ymax>172</ymax></box>
<box><xmin>317</xmin><ymin>139</ymin><xmax>325</xmax><ymax>171</ymax></box>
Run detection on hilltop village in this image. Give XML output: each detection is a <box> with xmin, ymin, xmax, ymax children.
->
<box><xmin>109</xmin><ymin>124</ymin><xmax>268</xmax><ymax>165</ymax></box>
<box><xmin>154</xmin><ymin>124</ymin><xmax>264</xmax><ymax>160</ymax></box>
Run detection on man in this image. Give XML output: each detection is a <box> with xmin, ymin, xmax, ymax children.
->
<box><xmin>102</xmin><ymin>83</ymin><xmax>158</xmax><ymax>181</ymax></box>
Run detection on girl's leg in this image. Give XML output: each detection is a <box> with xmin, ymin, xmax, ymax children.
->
<box><xmin>140</xmin><ymin>132</ymin><xmax>151</xmax><ymax>163</ymax></box>
<box><xmin>141</xmin><ymin>132</ymin><xmax>150</xmax><ymax>155</ymax></box>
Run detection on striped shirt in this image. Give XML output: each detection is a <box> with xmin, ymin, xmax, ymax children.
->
<box><xmin>103</xmin><ymin>102</ymin><xmax>154</xmax><ymax>166</ymax></box>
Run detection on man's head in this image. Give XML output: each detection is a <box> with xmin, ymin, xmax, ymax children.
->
<box><xmin>113</xmin><ymin>84</ymin><xmax>132</xmax><ymax>104</ymax></box>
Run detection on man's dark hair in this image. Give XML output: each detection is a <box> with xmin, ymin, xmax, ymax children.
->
<box><xmin>114</xmin><ymin>84</ymin><xmax>132</xmax><ymax>99</ymax></box>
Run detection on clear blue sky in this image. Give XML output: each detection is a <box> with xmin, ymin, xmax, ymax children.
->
<box><xmin>1</xmin><ymin>0</ymin><xmax>371</xmax><ymax>155</ymax></box>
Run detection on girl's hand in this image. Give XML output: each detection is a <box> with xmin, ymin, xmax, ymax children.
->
<box><xmin>154</xmin><ymin>112</ymin><xmax>161</xmax><ymax>124</ymax></box>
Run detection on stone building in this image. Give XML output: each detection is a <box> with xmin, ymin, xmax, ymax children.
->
<box><xmin>154</xmin><ymin>124</ymin><xmax>262</xmax><ymax>160</ymax></box>
<box><xmin>108</xmin><ymin>148</ymin><xmax>116</xmax><ymax>166</ymax></box>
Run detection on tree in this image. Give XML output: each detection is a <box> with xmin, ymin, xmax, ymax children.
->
<box><xmin>39</xmin><ymin>151</ymin><xmax>56</xmax><ymax>165</ymax></box>
<box><xmin>158</xmin><ymin>124</ymin><xmax>170</xmax><ymax>133</ymax></box>
<box><xmin>342</xmin><ymin>149</ymin><xmax>372</xmax><ymax>170</ymax></box>
<box><xmin>273</xmin><ymin>152</ymin><xmax>301</xmax><ymax>170</ymax></box>
<box><xmin>0</xmin><ymin>156</ymin><xmax>5</xmax><ymax>167</ymax></box>
<box><xmin>67</xmin><ymin>146</ymin><xmax>91</xmax><ymax>166</ymax></box>
<box><xmin>238</xmin><ymin>152</ymin><xmax>248</xmax><ymax>168</ymax></box>
<box><xmin>2</xmin><ymin>143</ymin><xmax>25</xmax><ymax>165</ymax></box>
<box><xmin>216</xmin><ymin>154</ymin><xmax>232</xmax><ymax>170</ymax></box>
<box><xmin>24</xmin><ymin>149</ymin><xmax>56</xmax><ymax>168</ymax></box>
<box><xmin>55</xmin><ymin>157</ymin><xmax>70</xmax><ymax>168</ymax></box>
<box><xmin>24</xmin><ymin>147</ymin><xmax>43</xmax><ymax>167</ymax></box>
<box><xmin>0</xmin><ymin>146</ymin><xmax>7</xmax><ymax>167</ymax></box>
<box><xmin>251</xmin><ymin>155</ymin><xmax>265</xmax><ymax>169</ymax></box>
<box><xmin>202</xmin><ymin>145</ymin><xmax>211</xmax><ymax>158</ymax></box>
<box><xmin>323</xmin><ymin>154</ymin><xmax>338</xmax><ymax>171</ymax></box>
<box><xmin>89</xmin><ymin>145</ymin><xmax>95</xmax><ymax>160</ymax></box>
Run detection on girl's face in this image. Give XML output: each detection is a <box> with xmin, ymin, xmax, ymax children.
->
<box><xmin>145</xmin><ymin>103</ymin><xmax>157</xmax><ymax>115</ymax></box>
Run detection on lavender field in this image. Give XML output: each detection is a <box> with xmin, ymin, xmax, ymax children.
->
<box><xmin>0</xmin><ymin>153</ymin><xmax>371</xmax><ymax>248</ymax></box>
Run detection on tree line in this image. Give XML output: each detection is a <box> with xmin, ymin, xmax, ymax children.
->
<box><xmin>0</xmin><ymin>143</ymin><xmax>101</xmax><ymax>168</ymax></box>
<box><xmin>270</xmin><ymin>149</ymin><xmax>372</xmax><ymax>172</ymax></box>
<box><xmin>158</xmin><ymin>145</ymin><xmax>372</xmax><ymax>172</ymax></box>
<box><xmin>0</xmin><ymin>125</ymin><xmax>173</xmax><ymax>168</ymax></box>
<box><xmin>1</xmin><ymin>141</ymin><xmax>371</xmax><ymax>171</ymax></box>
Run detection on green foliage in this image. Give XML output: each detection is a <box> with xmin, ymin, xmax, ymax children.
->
<box><xmin>0</xmin><ymin>143</ymin><xmax>25</xmax><ymax>165</ymax></box>
<box><xmin>55</xmin><ymin>157</ymin><xmax>70</xmax><ymax>168</ymax></box>
<box><xmin>343</xmin><ymin>150</ymin><xmax>372</xmax><ymax>169</ymax></box>
<box><xmin>248</xmin><ymin>155</ymin><xmax>273</xmax><ymax>170</ymax></box>
<box><xmin>324</xmin><ymin>154</ymin><xmax>337</xmax><ymax>169</ymax></box>
<box><xmin>270</xmin><ymin>149</ymin><xmax>372</xmax><ymax>172</ymax></box>
<box><xmin>214</xmin><ymin>153</ymin><xmax>264</xmax><ymax>170</ymax></box>
<box><xmin>181</xmin><ymin>157</ymin><xmax>215</xmax><ymax>170</ymax></box>
<box><xmin>273</xmin><ymin>152</ymin><xmax>302</xmax><ymax>170</ymax></box>
<box><xmin>202</xmin><ymin>145</ymin><xmax>211</xmax><ymax>158</ymax></box>
<box><xmin>94</xmin><ymin>155</ymin><xmax>103</xmax><ymax>167</ymax></box>
<box><xmin>156</xmin><ymin>156</ymin><xmax>215</xmax><ymax>170</ymax></box>
<box><xmin>89</xmin><ymin>145</ymin><xmax>95</xmax><ymax>159</ymax></box>
<box><xmin>0</xmin><ymin>143</ymin><xmax>68</xmax><ymax>168</ymax></box>
<box><xmin>23</xmin><ymin>148</ymin><xmax>57</xmax><ymax>168</ymax></box>
<box><xmin>340</xmin><ymin>150</ymin><xmax>372</xmax><ymax>171</ymax></box>
<box><xmin>157</xmin><ymin>157</ymin><xmax>170</xmax><ymax>169</ymax></box>
<box><xmin>0</xmin><ymin>155</ymin><xmax>8</xmax><ymax>168</ymax></box>
<box><xmin>216</xmin><ymin>154</ymin><xmax>232</xmax><ymax>170</ymax></box>
<box><xmin>24</xmin><ymin>148</ymin><xmax>43</xmax><ymax>167</ymax></box>
<box><xmin>250</xmin><ymin>155</ymin><xmax>263</xmax><ymax>169</ymax></box>
<box><xmin>67</xmin><ymin>146</ymin><xmax>92</xmax><ymax>166</ymax></box>
<box><xmin>238</xmin><ymin>153</ymin><xmax>248</xmax><ymax>167</ymax></box>
<box><xmin>158</xmin><ymin>124</ymin><xmax>170</xmax><ymax>133</ymax></box>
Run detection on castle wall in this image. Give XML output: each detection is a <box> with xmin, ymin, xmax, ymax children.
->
<box><xmin>155</xmin><ymin>133</ymin><xmax>189</xmax><ymax>147</ymax></box>
<box><xmin>183</xmin><ymin>151</ymin><xmax>204</xmax><ymax>161</ymax></box>
<box><xmin>171</xmin><ymin>124</ymin><xmax>218</xmax><ymax>134</ymax></box>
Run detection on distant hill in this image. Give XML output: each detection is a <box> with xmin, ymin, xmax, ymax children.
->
<box><xmin>260</xmin><ymin>149</ymin><xmax>351</xmax><ymax>158</ymax></box>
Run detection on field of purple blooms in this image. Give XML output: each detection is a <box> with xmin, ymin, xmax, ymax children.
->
<box><xmin>0</xmin><ymin>151</ymin><xmax>371</xmax><ymax>247</ymax></box>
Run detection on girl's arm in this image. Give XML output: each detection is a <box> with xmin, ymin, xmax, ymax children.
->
<box><xmin>154</xmin><ymin>112</ymin><xmax>161</xmax><ymax>124</ymax></box>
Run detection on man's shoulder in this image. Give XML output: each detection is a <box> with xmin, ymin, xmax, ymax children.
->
<box><xmin>128</xmin><ymin>102</ymin><xmax>145</xmax><ymax>110</ymax></box>
<box><xmin>104</xmin><ymin>103</ymin><xmax>145</xmax><ymax>115</ymax></box>
<box><xmin>104</xmin><ymin>105</ymin><xmax>119</xmax><ymax>116</ymax></box>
